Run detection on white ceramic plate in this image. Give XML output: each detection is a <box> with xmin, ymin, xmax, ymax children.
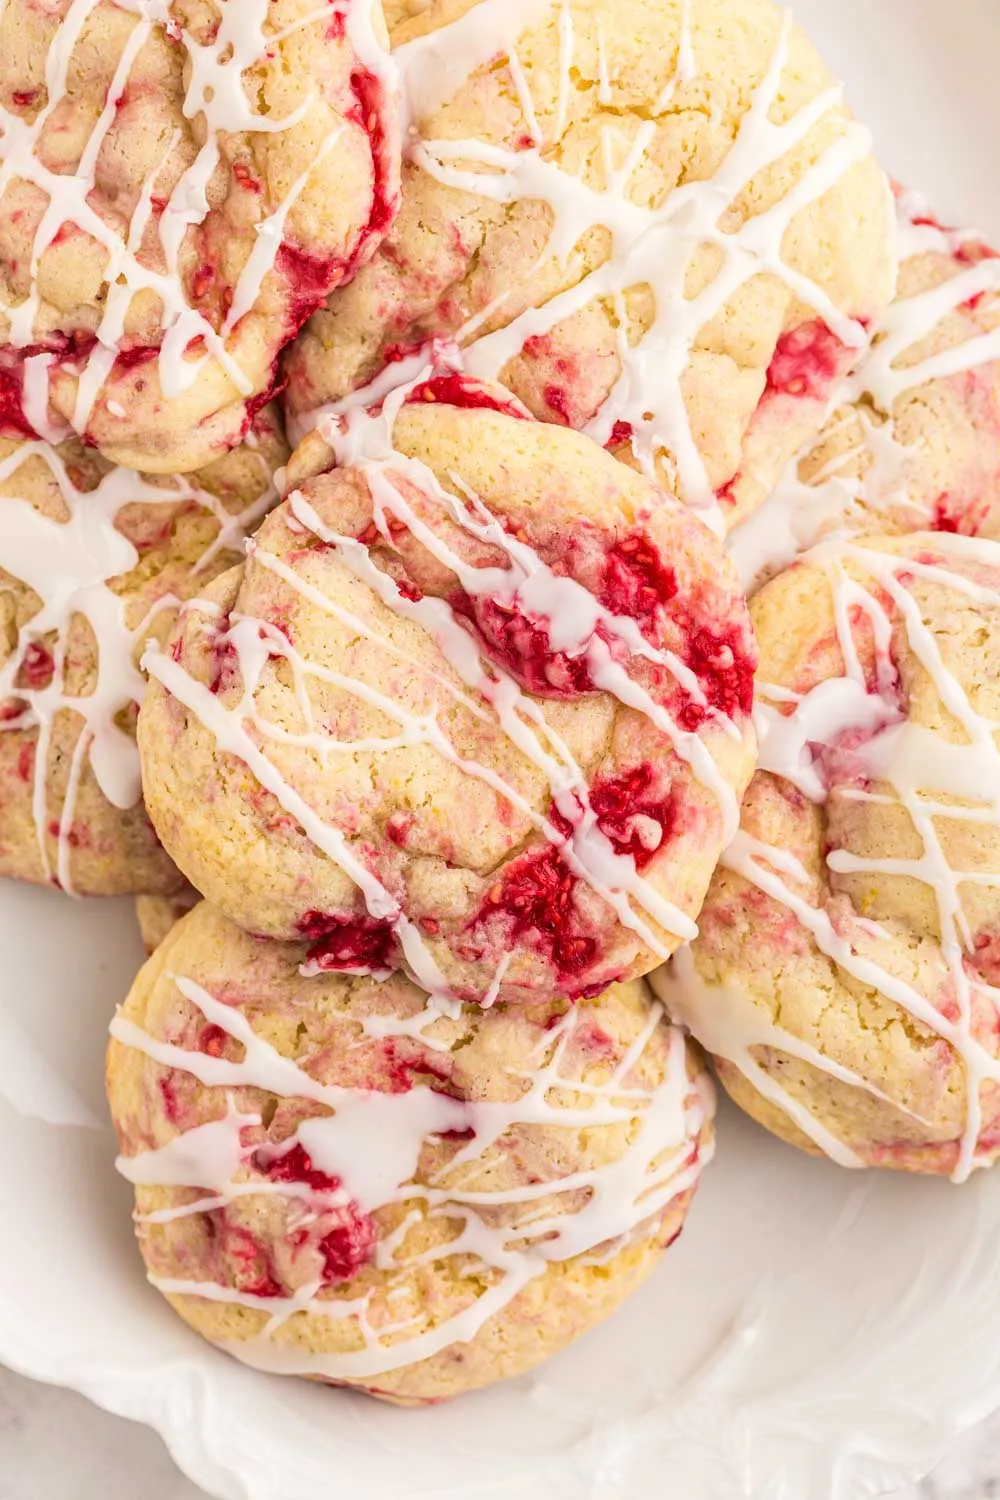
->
<box><xmin>4</xmin><ymin>3</ymin><xmax>1000</xmax><ymax>1497</ymax></box>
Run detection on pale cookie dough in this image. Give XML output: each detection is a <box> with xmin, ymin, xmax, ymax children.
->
<box><xmin>0</xmin><ymin>0</ymin><xmax>400</xmax><ymax>472</ymax></box>
<box><xmin>285</xmin><ymin>0</ymin><xmax>896</xmax><ymax>533</ymax></box>
<box><xmin>139</xmin><ymin>371</ymin><xmax>756</xmax><ymax>1005</ymax></box>
<box><xmin>107</xmin><ymin>899</ymin><xmax>714</xmax><ymax>1404</ymax></box>
<box><xmin>657</xmin><ymin>530</ymin><xmax>1000</xmax><ymax>1178</ymax></box>
<box><xmin>0</xmin><ymin>405</ymin><xmax>287</xmax><ymax>895</ymax></box>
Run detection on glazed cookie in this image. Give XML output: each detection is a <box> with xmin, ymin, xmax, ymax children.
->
<box><xmin>284</xmin><ymin>0</ymin><xmax>895</xmax><ymax>533</ymax></box>
<box><xmin>656</xmin><ymin>530</ymin><xmax>1000</xmax><ymax>1179</ymax></box>
<box><xmin>0</xmin><ymin>406</ymin><xmax>286</xmax><ymax>895</ymax></box>
<box><xmin>107</xmin><ymin>900</ymin><xmax>713</xmax><ymax>1404</ymax></box>
<box><xmin>730</xmin><ymin>190</ymin><xmax>1000</xmax><ymax>590</ymax></box>
<box><xmin>138</xmin><ymin>371</ymin><xmax>757</xmax><ymax>1005</ymax></box>
<box><xmin>136</xmin><ymin>886</ymin><xmax>200</xmax><ymax>954</ymax></box>
<box><xmin>0</xmin><ymin>0</ymin><xmax>400</xmax><ymax>473</ymax></box>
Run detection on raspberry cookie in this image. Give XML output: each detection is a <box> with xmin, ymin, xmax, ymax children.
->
<box><xmin>136</xmin><ymin>886</ymin><xmax>199</xmax><ymax>954</ymax></box>
<box><xmin>107</xmin><ymin>899</ymin><xmax>713</xmax><ymax>1404</ymax></box>
<box><xmin>656</xmin><ymin>530</ymin><xmax>1000</xmax><ymax>1178</ymax></box>
<box><xmin>731</xmin><ymin>191</ymin><xmax>1000</xmax><ymax>590</ymax></box>
<box><xmin>0</xmin><ymin>406</ymin><xmax>286</xmax><ymax>895</ymax></box>
<box><xmin>0</xmin><ymin>0</ymin><xmax>400</xmax><ymax>473</ymax></box>
<box><xmin>285</xmin><ymin>0</ymin><xmax>895</xmax><ymax>533</ymax></box>
<box><xmin>138</xmin><ymin>372</ymin><xmax>757</xmax><ymax>1005</ymax></box>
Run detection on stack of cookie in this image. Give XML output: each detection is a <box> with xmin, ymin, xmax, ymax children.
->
<box><xmin>9</xmin><ymin>0</ymin><xmax>997</xmax><ymax>1406</ymax></box>
<box><xmin>659</xmin><ymin>188</ymin><xmax>1000</xmax><ymax>1178</ymax></box>
<box><xmin>111</xmin><ymin>369</ymin><xmax>750</xmax><ymax>1399</ymax></box>
<box><xmin>0</xmin><ymin>0</ymin><xmax>398</xmax><ymax>896</ymax></box>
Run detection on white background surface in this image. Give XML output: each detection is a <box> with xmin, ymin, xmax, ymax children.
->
<box><xmin>4</xmin><ymin>1</ymin><xmax>1000</xmax><ymax>1498</ymax></box>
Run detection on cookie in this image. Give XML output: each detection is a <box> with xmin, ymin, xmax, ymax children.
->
<box><xmin>107</xmin><ymin>899</ymin><xmax>713</xmax><ymax>1403</ymax></box>
<box><xmin>0</xmin><ymin>0</ymin><xmax>400</xmax><ymax>473</ymax></box>
<box><xmin>138</xmin><ymin>370</ymin><xmax>756</xmax><ymax>1004</ymax></box>
<box><xmin>136</xmin><ymin>885</ymin><xmax>200</xmax><ymax>954</ymax></box>
<box><xmin>730</xmin><ymin>190</ymin><xmax>1000</xmax><ymax>590</ymax></box>
<box><xmin>656</xmin><ymin>530</ymin><xmax>1000</xmax><ymax>1178</ymax></box>
<box><xmin>285</xmin><ymin>0</ymin><xmax>895</xmax><ymax>533</ymax></box>
<box><xmin>0</xmin><ymin>405</ymin><xmax>287</xmax><ymax>895</ymax></box>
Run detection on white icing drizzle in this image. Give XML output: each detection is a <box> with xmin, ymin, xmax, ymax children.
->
<box><xmin>144</xmin><ymin>370</ymin><xmax>751</xmax><ymax>998</ymax></box>
<box><xmin>119</xmin><ymin>1096</ymin><xmax>263</xmax><ymax>1188</ymax></box>
<box><xmin>652</xmin><ymin>0</ymin><xmax>696</xmax><ymax>115</ymax></box>
<box><xmin>729</xmin><ymin>190</ymin><xmax>1000</xmax><ymax>590</ymax></box>
<box><xmin>0</xmin><ymin>435</ymin><xmax>278</xmax><ymax>891</ymax></box>
<box><xmin>393</xmin><ymin>0</ymin><xmax>555</xmax><ymax>128</ymax></box>
<box><xmin>112</xmin><ymin>966</ymin><xmax>710</xmax><ymax>1379</ymax></box>
<box><xmin>221</xmin><ymin>128</ymin><xmax>345</xmax><ymax>338</ymax></box>
<box><xmin>660</xmin><ymin>531</ymin><xmax>1000</xmax><ymax>1181</ymax></box>
<box><xmin>0</xmin><ymin>0</ymin><xmax>389</xmax><ymax>435</ymax></box>
<box><xmin>298</xmin><ymin>6</ymin><xmax>880</xmax><ymax>536</ymax></box>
